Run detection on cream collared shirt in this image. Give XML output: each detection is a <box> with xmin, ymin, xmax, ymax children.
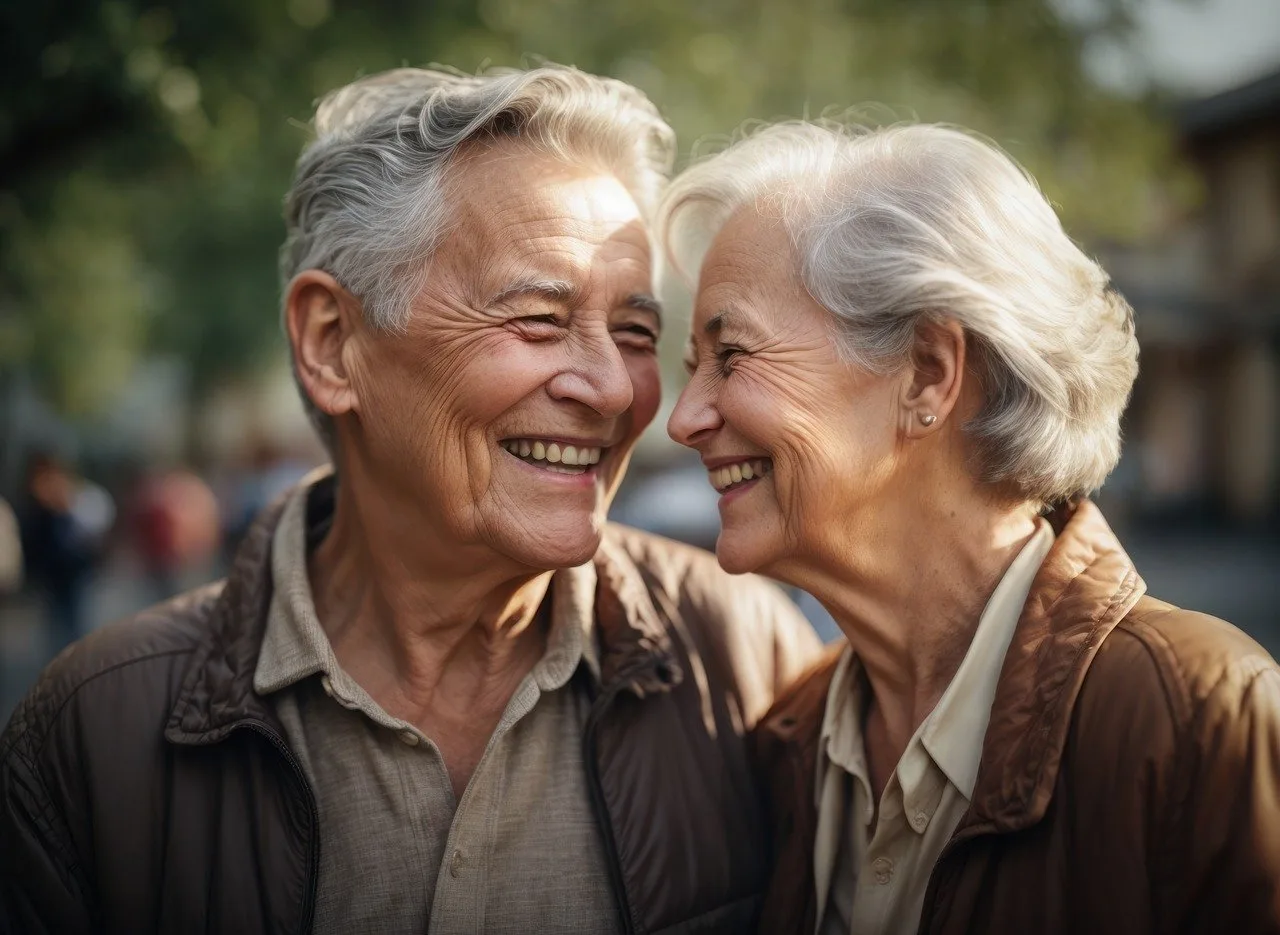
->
<box><xmin>253</xmin><ymin>485</ymin><xmax>620</xmax><ymax>935</ymax></box>
<box><xmin>814</xmin><ymin>520</ymin><xmax>1055</xmax><ymax>935</ymax></box>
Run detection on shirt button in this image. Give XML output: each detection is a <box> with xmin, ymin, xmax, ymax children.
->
<box><xmin>320</xmin><ymin>675</ymin><xmax>334</xmax><ymax>697</ymax></box>
<box><xmin>399</xmin><ymin>729</ymin><xmax>420</xmax><ymax>747</ymax></box>
<box><xmin>449</xmin><ymin>849</ymin><xmax>464</xmax><ymax>878</ymax></box>
<box><xmin>873</xmin><ymin>856</ymin><xmax>894</xmax><ymax>885</ymax></box>
<box><xmin>912</xmin><ymin>811</ymin><xmax>929</xmax><ymax>830</ymax></box>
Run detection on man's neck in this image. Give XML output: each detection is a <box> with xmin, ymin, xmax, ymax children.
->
<box><xmin>306</xmin><ymin>472</ymin><xmax>555</xmax><ymax>733</ymax></box>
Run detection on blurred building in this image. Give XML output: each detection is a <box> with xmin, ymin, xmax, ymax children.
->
<box><xmin>1105</xmin><ymin>67</ymin><xmax>1280</xmax><ymax>527</ymax></box>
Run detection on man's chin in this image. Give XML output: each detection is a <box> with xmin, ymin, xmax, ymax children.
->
<box><xmin>503</xmin><ymin>520</ymin><xmax>604</xmax><ymax>571</ymax></box>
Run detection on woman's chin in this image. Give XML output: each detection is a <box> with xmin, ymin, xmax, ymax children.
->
<box><xmin>714</xmin><ymin>531</ymin><xmax>770</xmax><ymax>576</ymax></box>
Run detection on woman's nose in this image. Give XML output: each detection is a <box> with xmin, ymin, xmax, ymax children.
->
<box><xmin>667</xmin><ymin>377</ymin><xmax>722</xmax><ymax>448</ymax></box>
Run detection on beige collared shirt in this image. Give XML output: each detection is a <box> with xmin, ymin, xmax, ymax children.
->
<box><xmin>253</xmin><ymin>486</ymin><xmax>621</xmax><ymax>935</ymax></box>
<box><xmin>814</xmin><ymin>520</ymin><xmax>1055</xmax><ymax>935</ymax></box>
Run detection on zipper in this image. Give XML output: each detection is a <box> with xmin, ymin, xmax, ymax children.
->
<box><xmin>236</xmin><ymin>721</ymin><xmax>321</xmax><ymax>935</ymax></box>
<box><xmin>582</xmin><ymin>661</ymin><xmax>658</xmax><ymax>935</ymax></box>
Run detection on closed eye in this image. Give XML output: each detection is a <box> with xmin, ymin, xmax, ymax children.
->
<box><xmin>620</xmin><ymin>324</ymin><xmax>658</xmax><ymax>341</ymax></box>
<box><xmin>612</xmin><ymin>322</ymin><xmax>659</xmax><ymax>351</ymax></box>
<box><xmin>717</xmin><ymin>346</ymin><xmax>746</xmax><ymax>375</ymax></box>
<box><xmin>507</xmin><ymin>314</ymin><xmax>566</xmax><ymax>340</ymax></box>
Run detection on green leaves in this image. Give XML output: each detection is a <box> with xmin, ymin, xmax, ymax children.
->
<box><xmin>1</xmin><ymin>0</ymin><xmax>1190</xmax><ymax>419</ymax></box>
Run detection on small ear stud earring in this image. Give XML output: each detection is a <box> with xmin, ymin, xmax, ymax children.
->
<box><xmin>919</xmin><ymin>413</ymin><xmax>937</xmax><ymax>427</ymax></box>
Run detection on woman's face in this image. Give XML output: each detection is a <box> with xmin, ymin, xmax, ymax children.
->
<box><xmin>668</xmin><ymin>208</ymin><xmax>908</xmax><ymax>577</ymax></box>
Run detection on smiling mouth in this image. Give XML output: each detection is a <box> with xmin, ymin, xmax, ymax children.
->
<box><xmin>500</xmin><ymin>438</ymin><xmax>606</xmax><ymax>476</ymax></box>
<box><xmin>708</xmin><ymin>458</ymin><xmax>773</xmax><ymax>493</ymax></box>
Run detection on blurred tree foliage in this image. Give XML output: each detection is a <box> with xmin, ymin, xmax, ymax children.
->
<box><xmin>1</xmin><ymin>0</ymin><xmax>1187</xmax><ymax>418</ymax></box>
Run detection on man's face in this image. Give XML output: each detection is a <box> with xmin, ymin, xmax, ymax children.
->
<box><xmin>343</xmin><ymin>146</ymin><xmax>661</xmax><ymax>570</ymax></box>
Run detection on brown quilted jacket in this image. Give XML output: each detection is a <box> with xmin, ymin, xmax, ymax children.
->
<box><xmin>755</xmin><ymin>500</ymin><xmax>1280</xmax><ymax>935</ymax></box>
<box><xmin>0</xmin><ymin>473</ymin><xmax>821</xmax><ymax>935</ymax></box>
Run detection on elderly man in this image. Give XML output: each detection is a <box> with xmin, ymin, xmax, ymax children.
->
<box><xmin>0</xmin><ymin>66</ymin><xmax>820</xmax><ymax>935</ymax></box>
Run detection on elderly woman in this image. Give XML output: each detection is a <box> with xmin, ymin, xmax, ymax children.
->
<box><xmin>0</xmin><ymin>67</ymin><xmax>820</xmax><ymax>934</ymax></box>
<box><xmin>663</xmin><ymin>123</ymin><xmax>1280</xmax><ymax>935</ymax></box>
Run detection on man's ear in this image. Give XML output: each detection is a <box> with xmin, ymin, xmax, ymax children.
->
<box><xmin>285</xmin><ymin>270</ymin><xmax>362</xmax><ymax>420</ymax></box>
<box><xmin>901</xmin><ymin>317</ymin><xmax>966</xmax><ymax>438</ymax></box>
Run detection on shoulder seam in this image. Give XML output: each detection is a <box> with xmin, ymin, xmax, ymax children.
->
<box><xmin>4</xmin><ymin>647</ymin><xmax>195</xmax><ymax>767</ymax></box>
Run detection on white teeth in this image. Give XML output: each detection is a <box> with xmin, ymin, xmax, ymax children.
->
<box><xmin>518</xmin><ymin>440</ymin><xmax>532</xmax><ymax>457</ymax></box>
<box><xmin>561</xmin><ymin>445</ymin><xmax>579</xmax><ymax>466</ymax></box>
<box><xmin>708</xmin><ymin>459</ymin><xmax>770</xmax><ymax>492</ymax></box>
<box><xmin>532</xmin><ymin>441</ymin><xmax>546</xmax><ymax>460</ymax></box>
<box><xmin>546</xmin><ymin>443</ymin><xmax>562</xmax><ymax>463</ymax></box>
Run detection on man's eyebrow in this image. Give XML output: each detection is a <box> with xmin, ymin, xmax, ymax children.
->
<box><xmin>623</xmin><ymin>292</ymin><xmax>663</xmax><ymax>324</ymax></box>
<box><xmin>487</xmin><ymin>277</ymin><xmax>579</xmax><ymax>307</ymax></box>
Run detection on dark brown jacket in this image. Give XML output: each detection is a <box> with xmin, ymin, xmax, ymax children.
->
<box><xmin>0</xmin><ymin>474</ymin><xmax>821</xmax><ymax>935</ymax></box>
<box><xmin>756</xmin><ymin>500</ymin><xmax>1280</xmax><ymax>935</ymax></box>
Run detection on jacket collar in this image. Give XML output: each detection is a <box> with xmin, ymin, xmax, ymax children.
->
<box><xmin>755</xmin><ymin>499</ymin><xmax>1146</xmax><ymax>834</ymax></box>
<box><xmin>165</xmin><ymin>469</ymin><xmax>677</xmax><ymax>745</ymax></box>
<box><xmin>963</xmin><ymin>499</ymin><xmax>1145</xmax><ymax>832</ymax></box>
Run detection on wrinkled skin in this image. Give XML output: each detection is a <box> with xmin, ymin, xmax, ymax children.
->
<box><xmin>295</xmin><ymin>144</ymin><xmax>663</xmax><ymax>575</ymax></box>
<box><xmin>668</xmin><ymin>208</ymin><xmax>917</xmax><ymax>579</ymax></box>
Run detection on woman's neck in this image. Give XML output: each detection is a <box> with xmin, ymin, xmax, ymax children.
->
<box><xmin>780</xmin><ymin>488</ymin><xmax>1039</xmax><ymax>759</ymax></box>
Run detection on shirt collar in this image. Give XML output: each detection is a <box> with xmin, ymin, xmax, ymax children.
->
<box><xmin>813</xmin><ymin>518</ymin><xmax>1055</xmax><ymax>829</ymax></box>
<box><xmin>919</xmin><ymin>518</ymin><xmax>1056</xmax><ymax>799</ymax></box>
<box><xmin>816</xmin><ymin>645</ymin><xmax>878</xmax><ymax>827</ymax></box>
<box><xmin>253</xmin><ymin>483</ymin><xmax>599</xmax><ymax>707</ymax></box>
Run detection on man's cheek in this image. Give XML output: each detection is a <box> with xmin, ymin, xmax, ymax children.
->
<box><xmin>627</xmin><ymin>359</ymin><xmax>662</xmax><ymax>432</ymax></box>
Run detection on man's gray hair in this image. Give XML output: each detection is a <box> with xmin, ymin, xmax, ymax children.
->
<box><xmin>660</xmin><ymin>123</ymin><xmax>1139</xmax><ymax>505</ymax></box>
<box><xmin>281</xmin><ymin>64</ymin><xmax>676</xmax><ymax>452</ymax></box>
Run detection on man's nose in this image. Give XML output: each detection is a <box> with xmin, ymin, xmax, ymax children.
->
<box><xmin>667</xmin><ymin>376</ymin><xmax>722</xmax><ymax>448</ymax></box>
<box><xmin>546</xmin><ymin>330</ymin><xmax>635</xmax><ymax>419</ymax></box>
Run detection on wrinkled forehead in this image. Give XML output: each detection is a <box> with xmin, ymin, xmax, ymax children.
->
<box><xmin>428</xmin><ymin>150</ymin><xmax>650</xmax><ymax>294</ymax></box>
<box><xmin>450</xmin><ymin>142</ymin><xmax>650</xmax><ymax>240</ymax></box>
<box><xmin>693</xmin><ymin>207</ymin><xmax>801</xmax><ymax>321</ymax></box>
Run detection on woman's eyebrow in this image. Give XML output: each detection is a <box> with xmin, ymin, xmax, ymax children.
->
<box><xmin>704</xmin><ymin>310</ymin><xmax>730</xmax><ymax>335</ymax></box>
<box><xmin>705</xmin><ymin>307</ymin><xmax>765</xmax><ymax>342</ymax></box>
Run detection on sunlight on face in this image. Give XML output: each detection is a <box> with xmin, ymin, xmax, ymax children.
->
<box><xmin>350</xmin><ymin>145</ymin><xmax>662</xmax><ymax>570</ymax></box>
<box><xmin>668</xmin><ymin>208</ymin><xmax>902</xmax><ymax>576</ymax></box>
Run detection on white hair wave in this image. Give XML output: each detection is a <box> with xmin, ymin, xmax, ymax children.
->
<box><xmin>660</xmin><ymin>122</ymin><xmax>1139</xmax><ymax>505</ymax></box>
<box><xmin>281</xmin><ymin>64</ymin><xmax>676</xmax><ymax>450</ymax></box>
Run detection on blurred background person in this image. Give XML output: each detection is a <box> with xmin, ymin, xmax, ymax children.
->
<box><xmin>128</xmin><ymin>465</ymin><xmax>221</xmax><ymax>603</ymax></box>
<box><xmin>16</xmin><ymin>453</ymin><xmax>114</xmax><ymax>651</ymax></box>
<box><xmin>0</xmin><ymin>496</ymin><xmax>21</xmax><ymax>598</ymax></box>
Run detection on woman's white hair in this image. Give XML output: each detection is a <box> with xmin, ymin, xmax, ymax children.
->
<box><xmin>281</xmin><ymin>63</ymin><xmax>676</xmax><ymax>451</ymax></box>
<box><xmin>660</xmin><ymin>122</ymin><xmax>1139</xmax><ymax>505</ymax></box>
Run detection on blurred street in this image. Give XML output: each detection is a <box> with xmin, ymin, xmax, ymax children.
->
<box><xmin>3</xmin><ymin>525</ymin><xmax>1277</xmax><ymax>723</ymax></box>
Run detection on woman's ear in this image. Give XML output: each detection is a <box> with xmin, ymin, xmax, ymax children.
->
<box><xmin>285</xmin><ymin>270</ymin><xmax>363</xmax><ymax>420</ymax></box>
<box><xmin>902</xmin><ymin>318</ymin><xmax>966</xmax><ymax>437</ymax></box>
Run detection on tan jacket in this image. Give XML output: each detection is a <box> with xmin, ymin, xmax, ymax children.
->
<box><xmin>1</xmin><ymin>472</ymin><xmax>822</xmax><ymax>935</ymax></box>
<box><xmin>755</xmin><ymin>500</ymin><xmax>1280</xmax><ymax>935</ymax></box>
